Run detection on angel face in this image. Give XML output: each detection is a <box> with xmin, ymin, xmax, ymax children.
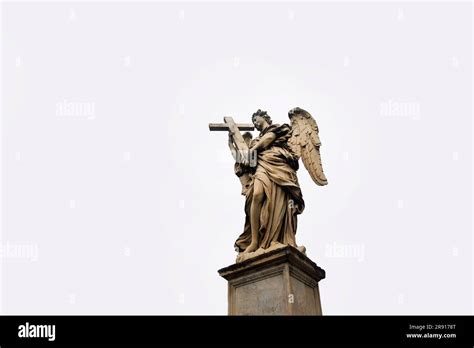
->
<box><xmin>252</xmin><ymin>115</ymin><xmax>268</xmax><ymax>131</ymax></box>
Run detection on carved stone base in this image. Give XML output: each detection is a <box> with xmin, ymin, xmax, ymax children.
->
<box><xmin>218</xmin><ymin>245</ymin><xmax>325</xmax><ymax>315</ymax></box>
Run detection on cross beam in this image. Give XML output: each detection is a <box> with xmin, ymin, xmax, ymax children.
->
<box><xmin>209</xmin><ymin>122</ymin><xmax>254</xmax><ymax>132</ymax></box>
<box><xmin>209</xmin><ymin>117</ymin><xmax>254</xmax><ymax>152</ymax></box>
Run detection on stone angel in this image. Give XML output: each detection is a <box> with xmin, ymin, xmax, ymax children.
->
<box><xmin>228</xmin><ymin>107</ymin><xmax>328</xmax><ymax>262</ymax></box>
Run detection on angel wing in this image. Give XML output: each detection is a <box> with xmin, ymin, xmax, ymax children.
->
<box><xmin>287</xmin><ymin>107</ymin><xmax>328</xmax><ymax>186</ymax></box>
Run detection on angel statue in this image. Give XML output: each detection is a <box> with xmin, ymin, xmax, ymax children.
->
<box><xmin>216</xmin><ymin>107</ymin><xmax>328</xmax><ymax>263</ymax></box>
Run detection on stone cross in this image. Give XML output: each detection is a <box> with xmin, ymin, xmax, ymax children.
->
<box><xmin>209</xmin><ymin>117</ymin><xmax>254</xmax><ymax>153</ymax></box>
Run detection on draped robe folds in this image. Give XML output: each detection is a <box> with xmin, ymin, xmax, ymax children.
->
<box><xmin>234</xmin><ymin>123</ymin><xmax>305</xmax><ymax>252</ymax></box>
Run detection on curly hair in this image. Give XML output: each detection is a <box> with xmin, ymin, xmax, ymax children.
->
<box><xmin>252</xmin><ymin>109</ymin><xmax>272</xmax><ymax>125</ymax></box>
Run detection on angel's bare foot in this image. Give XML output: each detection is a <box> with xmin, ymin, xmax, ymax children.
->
<box><xmin>243</xmin><ymin>242</ymin><xmax>258</xmax><ymax>254</ymax></box>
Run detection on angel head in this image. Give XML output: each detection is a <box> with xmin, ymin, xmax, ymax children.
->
<box><xmin>242</xmin><ymin>131</ymin><xmax>253</xmax><ymax>146</ymax></box>
<box><xmin>252</xmin><ymin>109</ymin><xmax>272</xmax><ymax>131</ymax></box>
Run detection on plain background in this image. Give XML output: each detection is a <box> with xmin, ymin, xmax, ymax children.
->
<box><xmin>1</xmin><ymin>1</ymin><xmax>472</xmax><ymax>314</ymax></box>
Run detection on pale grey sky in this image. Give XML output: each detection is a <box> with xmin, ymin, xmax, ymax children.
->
<box><xmin>1</xmin><ymin>1</ymin><xmax>472</xmax><ymax>314</ymax></box>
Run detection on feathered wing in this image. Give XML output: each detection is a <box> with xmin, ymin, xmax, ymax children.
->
<box><xmin>287</xmin><ymin>107</ymin><xmax>328</xmax><ymax>186</ymax></box>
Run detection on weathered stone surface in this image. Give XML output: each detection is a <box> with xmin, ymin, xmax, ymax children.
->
<box><xmin>218</xmin><ymin>245</ymin><xmax>325</xmax><ymax>315</ymax></box>
<box><xmin>209</xmin><ymin>108</ymin><xmax>328</xmax><ymax>257</ymax></box>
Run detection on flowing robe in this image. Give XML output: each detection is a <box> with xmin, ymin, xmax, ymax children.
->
<box><xmin>234</xmin><ymin>124</ymin><xmax>305</xmax><ymax>252</ymax></box>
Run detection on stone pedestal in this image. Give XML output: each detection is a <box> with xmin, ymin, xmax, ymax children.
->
<box><xmin>218</xmin><ymin>245</ymin><xmax>325</xmax><ymax>315</ymax></box>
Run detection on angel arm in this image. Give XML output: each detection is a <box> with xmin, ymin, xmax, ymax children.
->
<box><xmin>249</xmin><ymin>132</ymin><xmax>276</xmax><ymax>152</ymax></box>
